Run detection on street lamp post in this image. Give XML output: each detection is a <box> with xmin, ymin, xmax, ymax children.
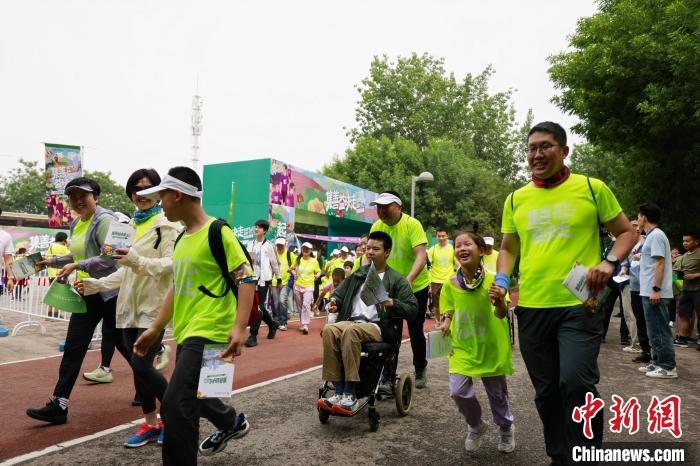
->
<box><xmin>410</xmin><ymin>171</ymin><xmax>434</xmax><ymax>218</ymax></box>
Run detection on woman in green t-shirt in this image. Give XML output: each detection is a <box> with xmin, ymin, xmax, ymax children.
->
<box><xmin>439</xmin><ymin>231</ymin><xmax>515</xmax><ymax>454</ymax></box>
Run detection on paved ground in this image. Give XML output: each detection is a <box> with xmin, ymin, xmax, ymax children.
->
<box><xmin>2</xmin><ymin>309</ymin><xmax>698</xmax><ymax>465</ymax></box>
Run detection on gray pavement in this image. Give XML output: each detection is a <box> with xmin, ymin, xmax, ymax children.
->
<box><xmin>12</xmin><ymin>315</ymin><xmax>700</xmax><ymax>465</ymax></box>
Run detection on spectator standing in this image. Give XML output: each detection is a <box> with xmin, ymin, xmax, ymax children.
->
<box><xmin>636</xmin><ymin>203</ymin><xmax>677</xmax><ymax>379</ymax></box>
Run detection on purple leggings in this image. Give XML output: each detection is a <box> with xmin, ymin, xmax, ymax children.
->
<box><xmin>449</xmin><ymin>373</ymin><xmax>514</xmax><ymax>429</ymax></box>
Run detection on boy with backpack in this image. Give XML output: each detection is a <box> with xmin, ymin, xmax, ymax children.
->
<box><xmin>133</xmin><ymin>166</ymin><xmax>256</xmax><ymax>466</ymax></box>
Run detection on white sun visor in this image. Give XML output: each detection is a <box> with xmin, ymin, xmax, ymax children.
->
<box><xmin>136</xmin><ymin>174</ymin><xmax>203</xmax><ymax>200</ymax></box>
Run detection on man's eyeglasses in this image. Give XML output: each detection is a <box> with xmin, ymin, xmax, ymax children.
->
<box><xmin>525</xmin><ymin>143</ymin><xmax>561</xmax><ymax>155</ymax></box>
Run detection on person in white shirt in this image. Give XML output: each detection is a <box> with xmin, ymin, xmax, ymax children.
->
<box><xmin>317</xmin><ymin>231</ymin><xmax>418</xmax><ymax>413</ymax></box>
<box><xmin>245</xmin><ymin>219</ymin><xmax>281</xmax><ymax>347</ymax></box>
<box><xmin>0</xmin><ymin>209</ymin><xmax>16</xmax><ymax>294</ymax></box>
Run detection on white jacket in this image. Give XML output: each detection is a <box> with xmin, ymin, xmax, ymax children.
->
<box><xmin>82</xmin><ymin>214</ymin><xmax>183</xmax><ymax>328</ymax></box>
<box><xmin>247</xmin><ymin>239</ymin><xmax>281</xmax><ymax>285</ymax></box>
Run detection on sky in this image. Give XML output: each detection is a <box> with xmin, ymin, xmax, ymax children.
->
<box><xmin>0</xmin><ymin>0</ymin><xmax>599</xmax><ymax>186</ymax></box>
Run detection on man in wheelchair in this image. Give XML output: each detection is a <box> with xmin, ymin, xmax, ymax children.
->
<box><xmin>318</xmin><ymin>231</ymin><xmax>418</xmax><ymax>413</ymax></box>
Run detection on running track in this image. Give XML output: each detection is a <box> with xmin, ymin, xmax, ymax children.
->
<box><xmin>0</xmin><ymin>318</ymin><xmax>417</xmax><ymax>461</ymax></box>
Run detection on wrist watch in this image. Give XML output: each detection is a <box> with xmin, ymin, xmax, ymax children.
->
<box><xmin>652</xmin><ymin>286</ymin><xmax>661</xmax><ymax>292</ymax></box>
<box><xmin>604</xmin><ymin>254</ymin><xmax>620</xmax><ymax>267</ymax></box>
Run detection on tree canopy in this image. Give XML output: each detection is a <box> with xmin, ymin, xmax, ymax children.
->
<box><xmin>0</xmin><ymin>160</ymin><xmax>134</xmax><ymax>218</ymax></box>
<box><xmin>549</xmin><ymin>0</ymin><xmax>699</xmax><ymax>238</ymax></box>
<box><xmin>327</xmin><ymin>53</ymin><xmax>532</xmax><ymax>235</ymax></box>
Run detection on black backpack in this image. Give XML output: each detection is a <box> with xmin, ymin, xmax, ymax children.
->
<box><xmin>174</xmin><ymin>219</ymin><xmax>256</xmax><ymax>300</ymax></box>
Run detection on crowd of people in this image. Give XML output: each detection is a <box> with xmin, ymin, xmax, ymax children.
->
<box><xmin>2</xmin><ymin>120</ymin><xmax>694</xmax><ymax>465</ymax></box>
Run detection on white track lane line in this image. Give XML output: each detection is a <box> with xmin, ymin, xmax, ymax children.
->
<box><xmin>0</xmin><ymin>316</ymin><xmax>328</xmax><ymax>366</ymax></box>
<box><xmin>2</xmin><ymin>337</ymin><xmax>411</xmax><ymax>465</ymax></box>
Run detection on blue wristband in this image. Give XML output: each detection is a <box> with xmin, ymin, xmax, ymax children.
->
<box><xmin>494</xmin><ymin>273</ymin><xmax>510</xmax><ymax>291</ymax></box>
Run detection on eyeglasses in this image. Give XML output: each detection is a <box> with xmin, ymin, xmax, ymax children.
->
<box><xmin>525</xmin><ymin>143</ymin><xmax>561</xmax><ymax>155</ymax></box>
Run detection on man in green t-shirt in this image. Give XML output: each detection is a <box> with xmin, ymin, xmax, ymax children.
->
<box><xmin>133</xmin><ymin>167</ymin><xmax>256</xmax><ymax>465</ymax></box>
<box><xmin>427</xmin><ymin>228</ymin><xmax>457</xmax><ymax>325</ymax></box>
<box><xmin>494</xmin><ymin>122</ymin><xmax>636</xmax><ymax>464</ymax></box>
<box><xmin>674</xmin><ymin>232</ymin><xmax>700</xmax><ymax>347</ymax></box>
<box><xmin>370</xmin><ymin>191</ymin><xmax>430</xmax><ymax>388</ymax></box>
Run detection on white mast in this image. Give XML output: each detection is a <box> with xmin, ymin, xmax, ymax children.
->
<box><xmin>191</xmin><ymin>83</ymin><xmax>203</xmax><ymax>171</ymax></box>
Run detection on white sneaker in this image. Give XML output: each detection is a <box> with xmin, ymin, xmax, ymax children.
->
<box><xmin>645</xmin><ymin>367</ymin><xmax>678</xmax><ymax>379</ymax></box>
<box><xmin>83</xmin><ymin>365</ymin><xmax>113</xmax><ymax>383</ymax></box>
<box><xmin>497</xmin><ymin>425</ymin><xmax>515</xmax><ymax>453</ymax></box>
<box><xmin>638</xmin><ymin>364</ymin><xmax>657</xmax><ymax>373</ymax></box>
<box><xmin>154</xmin><ymin>344</ymin><xmax>172</xmax><ymax>371</ymax></box>
<box><xmin>339</xmin><ymin>394</ymin><xmax>359</xmax><ymax>411</ymax></box>
<box><xmin>622</xmin><ymin>345</ymin><xmax>642</xmax><ymax>353</ymax></box>
<box><xmin>324</xmin><ymin>393</ymin><xmax>343</xmax><ymax>405</ymax></box>
<box><xmin>301</xmin><ymin>325</ymin><xmax>309</xmax><ymax>335</ymax></box>
<box><xmin>464</xmin><ymin>421</ymin><xmax>488</xmax><ymax>452</ymax></box>
<box><xmin>278</xmin><ymin>325</ymin><xmax>287</xmax><ymax>331</ymax></box>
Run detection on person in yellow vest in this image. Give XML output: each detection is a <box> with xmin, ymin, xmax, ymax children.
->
<box><xmin>352</xmin><ymin>234</ymin><xmax>369</xmax><ymax>272</ymax></box>
<box><xmin>272</xmin><ymin>237</ymin><xmax>296</xmax><ymax>331</ymax></box>
<box><xmin>482</xmin><ymin>236</ymin><xmax>499</xmax><ymax>274</ymax></box>
<box><xmin>428</xmin><ymin>228</ymin><xmax>458</xmax><ymax>327</ymax></box>
<box><xmin>46</xmin><ymin>232</ymin><xmax>70</xmax><ymax>317</ymax></box>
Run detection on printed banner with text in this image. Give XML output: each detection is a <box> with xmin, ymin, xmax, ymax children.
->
<box><xmin>45</xmin><ymin>143</ymin><xmax>82</xmax><ymax>227</ymax></box>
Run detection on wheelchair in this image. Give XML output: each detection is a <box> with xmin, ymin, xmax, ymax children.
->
<box><xmin>317</xmin><ymin>338</ymin><xmax>414</xmax><ymax>432</ymax></box>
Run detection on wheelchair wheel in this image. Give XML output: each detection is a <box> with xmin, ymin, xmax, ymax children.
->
<box><xmin>395</xmin><ymin>373</ymin><xmax>413</xmax><ymax>416</ymax></box>
<box><xmin>368</xmin><ymin>408</ymin><xmax>380</xmax><ymax>432</ymax></box>
<box><xmin>318</xmin><ymin>408</ymin><xmax>330</xmax><ymax>424</ymax></box>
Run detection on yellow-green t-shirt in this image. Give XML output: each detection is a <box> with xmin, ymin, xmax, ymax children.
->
<box><xmin>172</xmin><ymin>219</ymin><xmax>253</xmax><ymax>344</ymax></box>
<box><xmin>440</xmin><ymin>274</ymin><xmax>513</xmax><ymax>377</ymax></box>
<box><xmin>482</xmin><ymin>250</ymin><xmax>499</xmax><ymax>274</ymax></box>
<box><xmin>326</xmin><ymin>258</ymin><xmax>343</xmax><ymax>277</ymax></box>
<box><xmin>47</xmin><ymin>242</ymin><xmax>70</xmax><ymax>278</ymax></box>
<box><xmin>501</xmin><ymin>174</ymin><xmax>622</xmax><ymax>308</ymax></box>
<box><xmin>134</xmin><ymin>214</ymin><xmax>159</xmax><ymax>241</ymax></box>
<box><xmin>370</xmin><ymin>214</ymin><xmax>430</xmax><ymax>292</ymax></box>
<box><xmin>277</xmin><ymin>250</ymin><xmax>297</xmax><ymax>286</ymax></box>
<box><xmin>296</xmin><ymin>257</ymin><xmax>320</xmax><ymax>289</ymax></box>
<box><xmin>71</xmin><ymin>215</ymin><xmax>93</xmax><ymax>279</ymax></box>
<box><xmin>428</xmin><ymin>243</ymin><xmax>455</xmax><ymax>284</ymax></box>
<box><xmin>352</xmin><ymin>255</ymin><xmax>364</xmax><ymax>273</ymax></box>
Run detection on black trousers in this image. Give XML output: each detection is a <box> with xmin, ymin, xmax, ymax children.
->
<box><xmin>53</xmin><ymin>295</ymin><xmax>129</xmax><ymax>399</ymax></box>
<box><xmin>409</xmin><ymin>287</ymin><xmax>429</xmax><ymax>370</ymax></box>
<box><xmin>161</xmin><ymin>337</ymin><xmax>238</xmax><ymax>466</ymax></box>
<box><xmin>516</xmin><ymin>305</ymin><xmax>605</xmax><ymax>465</ymax></box>
<box><xmin>602</xmin><ymin>284</ymin><xmax>626</xmax><ymax>340</ymax></box>
<box><xmin>388</xmin><ymin>286</ymin><xmax>429</xmax><ymax>376</ymax></box>
<box><xmin>630</xmin><ymin>290</ymin><xmax>651</xmax><ymax>354</ymax></box>
<box><xmin>249</xmin><ymin>281</ymin><xmax>276</xmax><ymax>337</ymax></box>
<box><xmin>122</xmin><ymin>328</ymin><xmax>168</xmax><ymax>415</ymax></box>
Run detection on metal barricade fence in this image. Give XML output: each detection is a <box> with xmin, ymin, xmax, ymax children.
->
<box><xmin>0</xmin><ymin>268</ymin><xmax>102</xmax><ymax>340</ymax></box>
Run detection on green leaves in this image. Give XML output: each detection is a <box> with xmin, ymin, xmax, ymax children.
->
<box><xmin>0</xmin><ymin>161</ymin><xmax>134</xmax><ymax>218</ymax></box>
<box><xmin>347</xmin><ymin>53</ymin><xmax>529</xmax><ymax>183</ymax></box>
<box><xmin>327</xmin><ymin>53</ymin><xmax>532</xmax><ymax>238</ymax></box>
<box><xmin>550</xmin><ymin>0</ymin><xmax>699</xmax><ymax>240</ymax></box>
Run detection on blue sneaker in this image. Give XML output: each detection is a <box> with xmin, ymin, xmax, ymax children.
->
<box><xmin>124</xmin><ymin>422</ymin><xmax>161</xmax><ymax>448</ymax></box>
<box><xmin>157</xmin><ymin>421</ymin><xmax>164</xmax><ymax>446</ymax></box>
<box><xmin>198</xmin><ymin>413</ymin><xmax>250</xmax><ymax>455</ymax></box>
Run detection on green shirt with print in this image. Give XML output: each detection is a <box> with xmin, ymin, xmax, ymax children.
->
<box><xmin>501</xmin><ymin>174</ymin><xmax>622</xmax><ymax>308</ymax></box>
<box><xmin>171</xmin><ymin>218</ymin><xmax>253</xmax><ymax>344</ymax></box>
<box><xmin>440</xmin><ymin>273</ymin><xmax>513</xmax><ymax>377</ymax></box>
<box><xmin>370</xmin><ymin>213</ymin><xmax>430</xmax><ymax>292</ymax></box>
